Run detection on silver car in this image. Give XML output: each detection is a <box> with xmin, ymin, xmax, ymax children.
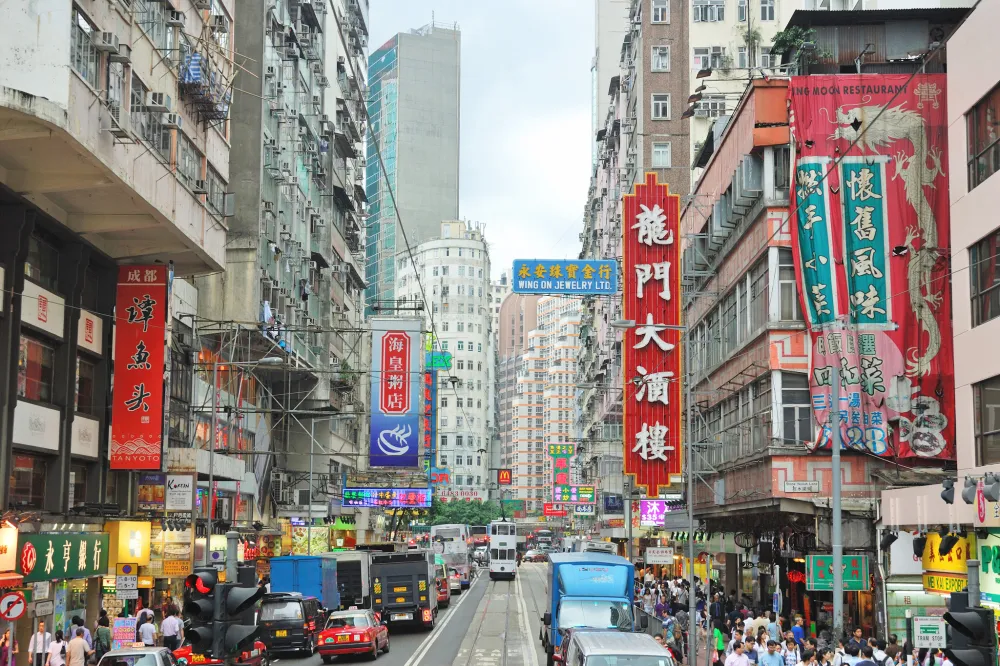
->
<box><xmin>558</xmin><ymin>631</ymin><xmax>676</xmax><ymax>666</ymax></box>
<box><xmin>98</xmin><ymin>648</ymin><xmax>176</xmax><ymax>666</ymax></box>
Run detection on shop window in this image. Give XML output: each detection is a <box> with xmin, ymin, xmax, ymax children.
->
<box><xmin>782</xmin><ymin>373</ymin><xmax>812</xmax><ymax>445</ymax></box>
<box><xmin>76</xmin><ymin>355</ymin><xmax>99</xmax><ymax>416</ymax></box>
<box><xmin>25</xmin><ymin>234</ymin><xmax>59</xmax><ymax>292</ymax></box>
<box><xmin>69</xmin><ymin>463</ymin><xmax>88</xmax><ymax>507</ymax></box>
<box><xmin>975</xmin><ymin>374</ymin><xmax>1000</xmax><ymax>465</ymax></box>
<box><xmin>10</xmin><ymin>454</ymin><xmax>45</xmax><ymax>508</ymax></box>
<box><xmin>18</xmin><ymin>335</ymin><xmax>55</xmax><ymax>403</ymax></box>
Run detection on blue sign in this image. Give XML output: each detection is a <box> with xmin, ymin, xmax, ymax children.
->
<box><xmin>603</xmin><ymin>493</ymin><xmax>624</xmax><ymax>514</ymax></box>
<box><xmin>512</xmin><ymin>259</ymin><xmax>617</xmax><ymax>295</ymax></box>
<box><xmin>369</xmin><ymin>319</ymin><xmax>422</xmax><ymax>468</ymax></box>
<box><xmin>342</xmin><ymin>487</ymin><xmax>431</xmax><ymax>508</ymax></box>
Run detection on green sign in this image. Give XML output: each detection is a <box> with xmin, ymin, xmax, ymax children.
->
<box><xmin>502</xmin><ymin>499</ymin><xmax>526</xmax><ymax>511</ymax></box>
<box><xmin>806</xmin><ymin>554</ymin><xmax>869</xmax><ymax>591</ymax></box>
<box><xmin>16</xmin><ymin>533</ymin><xmax>110</xmax><ymax>583</ymax></box>
<box><xmin>426</xmin><ymin>352</ymin><xmax>452</xmax><ymax>370</ymax></box>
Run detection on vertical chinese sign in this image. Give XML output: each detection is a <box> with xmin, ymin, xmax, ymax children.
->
<box><xmin>369</xmin><ymin>318</ymin><xmax>421</xmax><ymax>467</ymax></box>
<box><xmin>788</xmin><ymin>74</ymin><xmax>955</xmax><ymax>459</ymax></box>
<box><xmin>623</xmin><ymin>173</ymin><xmax>683</xmax><ymax>497</ymax></box>
<box><xmin>111</xmin><ymin>266</ymin><xmax>168</xmax><ymax>470</ymax></box>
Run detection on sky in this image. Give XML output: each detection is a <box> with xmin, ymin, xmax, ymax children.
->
<box><xmin>368</xmin><ymin>0</ymin><xmax>592</xmax><ymax>280</ymax></box>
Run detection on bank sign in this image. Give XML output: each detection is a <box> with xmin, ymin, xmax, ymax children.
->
<box><xmin>16</xmin><ymin>533</ymin><xmax>110</xmax><ymax>583</ymax></box>
<box><xmin>512</xmin><ymin>260</ymin><xmax>617</xmax><ymax>295</ymax></box>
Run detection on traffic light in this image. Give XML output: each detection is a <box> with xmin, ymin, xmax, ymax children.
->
<box><xmin>944</xmin><ymin>594</ymin><xmax>997</xmax><ymax>666</ymax></box>
<box><xmin>212</xmin><ymin>582</ymin><xmax>267</xmax><ymax>658</ymax></box>
<box><xmin>183</xmin><ymin>568</ymin><xmax>218</xmax><ymax>656</ymax></box>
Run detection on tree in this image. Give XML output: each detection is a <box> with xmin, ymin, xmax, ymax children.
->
<box><xmin>428</xmin><ymin>498</ymin><xmax>501</xmax><ymax>526</ymax></box>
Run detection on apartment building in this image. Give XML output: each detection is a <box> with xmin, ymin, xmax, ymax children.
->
<box><xmin>498</xmin><ymin>292</ymin><xmax>540</xmax><ymax>503</ymax></box>
<box><xmin>593</xmin><ymin>0</ymin><xmax>630</xmax><ymax>166</ymax></box>
<box><xmin>0</xmin><ymin>1</ymin><xmax>235</xmax><ymax>515</ymax></box>
<box><xmin>394</xmin><ymin>221</ymin><xmax>494</xmax><ymax>499</ymax></box>
<box><xmin>365</xmin><ymin>23</ymin><xmax>461</xmax><ymax>313</ymax></box>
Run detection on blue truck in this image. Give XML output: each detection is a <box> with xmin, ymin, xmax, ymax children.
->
<box><xmin>268</xmin><ymin>555</ymin><xmax>341</xmax><ymax>611</ymax></box>
<box><xmin>540</xmin><ymin>552</ymin><xmax>643</xmax><ymax>666</ymax></box>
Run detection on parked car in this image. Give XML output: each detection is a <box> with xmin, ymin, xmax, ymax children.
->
<box><xmin>98</xmin><ymin>648</ymin><xmax>176</xmax><ymax>666</ymax></box>
<box><xmin>448</xmin><ymin>567</ymin><xmax>462</xmax><ymax>593</ymax></box>
<box><xmin>173</xmin><ymin>641</ymin><xmax>268</xmax><ymax>666</ymax></box>
<box><xmin>317</xmin><ymin>609</ymin><xmax>389</xmax><ymax>663</ymax></box>
<box><xmin>258</xmin><ymin>592</ymin><xmax>325</xmax><ymax>656</ymax></box>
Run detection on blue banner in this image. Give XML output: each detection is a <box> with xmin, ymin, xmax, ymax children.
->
<box><xmin>369</xmin><ymin>319</ymin><xmax>422</xmax><ymax>467</ymax></box>
<box><xmin>603</xmin><ymin>493</ymin><xmax>624</xmax><ymax>513</ymax></box>
<box><xmin>512</xmin><ymin>259</ymin><xmax>617</xmax><ymax>295</ymax></box>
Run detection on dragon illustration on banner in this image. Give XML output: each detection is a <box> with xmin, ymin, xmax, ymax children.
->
<box><xmin>788</xmin><ymin>74</ymin><xmax>955</xmax><ymax>460</ymax></box>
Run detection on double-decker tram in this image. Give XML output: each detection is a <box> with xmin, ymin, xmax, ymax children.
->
<box><xmin>488</xmin><ymin>519</ymin><xmax>517</xmax><ymax>580</ymax></box>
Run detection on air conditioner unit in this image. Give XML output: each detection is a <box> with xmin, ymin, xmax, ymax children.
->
<box><xmin>145</xmin><ymin>92</ymin><xmax>171</xmax><ymax>113</ymax></box>
<box><xmin>166</xmin><ymin>10</ymin><xmax>185</xmax><ymax>26</ymax></box>
<box><xmin>281</xmin><ymin>161</ymin><xmax>291</xmax><ymax>171</ymax></box>
<box><xmin>285</xmin><ymin>46</ymin><xmax>298</xmax><ymax>59</ymax></box>
<box><xmin>211</xmin><ymin>15</ymin><xmax>229</xmax><ymax>33</ymax></box>
<box><xmin>266</xmin><ymin>66</ymin><xmax>276</xmax><ymax>78</ymax></box>
<box><xmin>192</xmin><ymin>179</ymin><xmax>208</xmax><ymax>195</ymax></box>
<box><xmin>317</xmin><ymin>75</ymin><xmax>329</xmax><ymax>87</ymax></box>
<box><xmin>97</xmin><ymin>32</ymin><xmax>120</xmax><ymax>54</ymax></box>
<box><xmin>312</xmin><ymin>95</ymin><xmax>321</xmax><ymax>106</ymax></box>
<box><xmin>194</xmin><ymin>0</ymin><xmax>211</xmax><ymax>9</ymax></box>
<box><xmin>288</xmin><ymin>177</ymin><xmax>300</xmax><ymax>186</ymax></box>
<box><xmin>266</xmin><ymin>137</ymin><xmax>277</xmax><ymax>148</ymax></box>
<box><xmin>162</xmin><ymin>113</ymin><xmax>182</xmax><ymax>129</ymax></box>
<box><xmin>108</xmin><ymin>105</ymin><xmax>131</xmax><ymax>139</ymax></box>
<box><xmin>109</xmin><ymin>44</ymin><xmax>131</xmax><ymax>64</ymax></box>
<box><xmin>263</xmin><ymin>201</ymin><xmax>275</xmax><ymax>213</ymax></box>
<box><xmin>296</xmin><ymin>488</ymin><xmax>312</xmax><ymax>506</ymax></box>
<box><xmin>298</xmin><ymin>126</ymin><xmax>307</xmax><ymax>136</ymax></box>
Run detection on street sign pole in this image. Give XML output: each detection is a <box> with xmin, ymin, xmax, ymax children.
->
<box><xmin>831</xmin><ymin>365</ymin><xmax>843</xmax><ymax>638</ymax></box>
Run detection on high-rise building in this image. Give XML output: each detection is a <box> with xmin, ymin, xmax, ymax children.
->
<box><xmin>394</xmin><ymin>221</ymin><xmax>493</xmax><ymax>499</ymax></box>
<box><xmin>491</xmin><ymin>270</ymin><xmax>512</xmax><ymax>337</ymax></box>
<box><xmin>498</xmin><ymin>292</ymin><xmax>540</xmax><ymax>501</ymax></box>
<box><xmin>365</xmin><ymin>23</ymin><xmax>461</xmax><ymax>313</ymax></box>
<box><xmin>592</xmin><ymin>0</ymin><xmax>630</xmax><ymax>165</ymax></box>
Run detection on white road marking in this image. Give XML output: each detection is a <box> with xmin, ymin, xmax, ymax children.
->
<box><xmin>403</xmin><ymin>573</ymin><xmax>483</xmax><ymax>666</ymax></box>
<box><xmin>515</xmin><ymin>570</ymin><xmax>540</xmax><ymax>666</ymax></box>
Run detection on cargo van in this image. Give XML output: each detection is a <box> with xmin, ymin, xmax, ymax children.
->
<box><xmin>557</xmin><ymin>631</ymin><xmax>676</xmax><ymax>666</ymax></box>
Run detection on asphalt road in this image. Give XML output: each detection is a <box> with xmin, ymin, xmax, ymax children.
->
<box><xmin>270</xmin><ymin>563</ymin><xmax>552</xmax><ymax>666</ymax></box>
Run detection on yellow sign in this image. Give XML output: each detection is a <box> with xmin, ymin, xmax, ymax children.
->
<box><xmin>921</xmin><ymin>532</ymin><xmax>975</xmax><ymax>575</ymax></box>
<box><xmin>0</xmin><ymin>526</ymin><xmax>17</xmax><ymax>573</ymax></box>
<box><xmin>106</xmin><ymin>521</ymin><xmax>152</xmax><ymax>567</ymax></box>
<box><xmin>162</xmin><ymin>560</ymin><xmax>192</xmax><ymax>578</ymax></box>
<box><xmin>923</xmin><ymin>572</ymin><xmax>967</xmax><ymax>594</ymax></box>
<box><xmin>116</xmin><ymin>563</ymin><xmax>137</xmax><ymax>576</ymax></box>
<box><xmin>138</xmin><ymin>576</ymin><xmax>154</xmax><ymax>589</ymax></box>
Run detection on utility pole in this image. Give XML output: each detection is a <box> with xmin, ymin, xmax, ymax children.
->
<box><xmin>626</xmin><ymin>479</ymin><xmax>634</xmax><ymax>561</ymax></box>
<box><xmin>831</xmin><ymin>365</ymin><xmax>843</xmax><ymax>638</ymax></box>
<box><xmin>686</xmin><ymin>370</ymin><xmax>697</xmax><ymax>666</ymax></box>
<box><xmin>205</xmin><ymin>360</ymin><xmax>218</xmax><ymax>566</ymax></box>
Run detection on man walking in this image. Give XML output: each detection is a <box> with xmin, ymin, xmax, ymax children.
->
<box><xmin>65</xmin><ymin>629</ymin><xmax>91</xmax><ymax>666</ymax></box>
<box><xmin>161</xmin><ymin>607</ymin><xmax>183</xmax><ymax>650</ymax></box>
<box><xmin>28</xmin><ymin>621</ymin><xmax>51</xmax><ymax>666</ymax></box>
<box><xmin>727</xmin><ymin>641</ymin><xmax>751</xmax><ymax>666</ymax></box>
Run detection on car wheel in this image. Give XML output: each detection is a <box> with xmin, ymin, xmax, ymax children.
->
<box><xmin>382</xmin><ymin>637</ymin><xmax>390</xmax><ymax>654</ymax></box>
<box><xmin>321</xmin><ymin>657</ymin><xmax>334</xmax><ymax>664</ymax></box>
<box><xmin>369</xmin><ymin>639</ymin><xmax>379</xmax><ymax>661</ymax></box>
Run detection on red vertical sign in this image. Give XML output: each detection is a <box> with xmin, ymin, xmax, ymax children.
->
<box><xmin>380</xmin><ymin>332</ymin><xmax>411</xmax><ymax>415</ymax></box>
<box><xmin>110</xmin><ymin>265</ymin><xmax>167</xmax><ymax>470</ymax></box>
<box><xmin>623</xmin><ymin>173</ymin><xmax>683</xmax><ymax>497</ymax></box>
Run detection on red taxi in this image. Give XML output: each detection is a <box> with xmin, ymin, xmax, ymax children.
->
<box><xmin>317</xmin><ymin>610</ymin><xmax>389</xmax><ymax>663</ymax></box>
<box><xmin>173</xmin><ymin>641</ymin><xmax>268</xmax><ymax>666</ymax></box>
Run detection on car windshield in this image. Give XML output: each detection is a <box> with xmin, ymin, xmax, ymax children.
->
<box><xmin>260</xmin><ymin>601</ymin><xmax>303</xmax><ymax>621</ymax></box>
<box><xmin>327</xmin><ymin>615</ymin><xmax>370</xmax><ymax>629</ymax></box>
<box><xmin>101</xmin><ymin>655</ymin><xmax>160</xmax><ymax>666</ymax></box>
<box><xmin>558</xmin><ymin>600</ymin><xmax>633</xmax><ymax>631</ymax></box>
<box><xmin>584</xmin><ymin>657</ymin><xmax>674</xmax><ymax>666</ymax></box>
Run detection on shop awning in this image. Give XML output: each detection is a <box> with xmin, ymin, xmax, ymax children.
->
<box><xmin>0</xmin><ymin>572</ymin><xmax>23</xmax><ymax>588</ymax></box>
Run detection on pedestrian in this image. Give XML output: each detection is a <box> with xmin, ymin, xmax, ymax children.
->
<box><xmin>44</xmin><ymin>631</ymin><xmax>65</xmax><ymax>666</ymax></box>
<box><xmin>821</xmin><ymin>649</ymin><xmax>836</xmax><ymax>666</ymax></box>
<box><xmin>93</xmin><ymin>617</ymin><xmax>111</xmax><ymax>664</ymax></box>
<box><xmin>884</xmin><ymin>636</ymin><xmax>901</xmax><ymax>662</ymax></box>
<box><xmin>714</xmin><ymin>623</ymin><xmax>729</xmax><ymax>666</ymax></box>
<box><xmin>1</xmin><ymin>628</ymin><xmax>20</xmax><ymax>666</ymax></box>
<box><xmin>797</xmin><ymin>649</ymin><xmax>818</xmax><ymax>666</ymax></box>
<box><xmin>848</xmin><ymin>628</ymin><xmax>866</xmax><ymax>652</ymax></box>
<box><xmin>726</xmin><ymin>641</ymin><xmax>751</xmax><ymax>666</ymax></box>
<box><xmin>782</xmin><ymin>637</ymin><xmax>800</xmax><ymax>666</ymax></box>
<box><xmin>71</xmin><ymin>618</ymin><xmax>91</xmax><ymax>651</ymax></box>
<box><xmin>138</xmin><ymin>617</ymin><xmax>157</xmax><ymax>647</ymax></box>
<box><xmin>768</xmin><ymin>613</ymin><xmax>782</xmax><ymax>644</ymax></box>
<box><xmin>843</xmin><ymin>645</ymin><xmax>860</xmax><ymax>666</ymax></box>
<box><xmin>792</xmin><ymin>617</ymin><xmax>806</xmax><ymax>649</ymax></box>
<box><xmin>856</xmin><ymin>646</ymin><xmax>878</xmax><ymax>666</ymax></box>
<box><xmin>759</xmin><ymin>641</ymin><xmax>785</xmax><ymax>666</ymax></box>
<box><xmin>745</xmin><ymin>639</ymin><xmax>759</xmax><ymax>664</ymax></box>
<box><xmin>28</xmin><ymin>621</ymin><xmax>52</xmax><ymax>666</ymax></box>
<box><xmin>65</xmin><ymin>629</ymin><xmax>91</xmax><ymax>666</ymax></box>
<box><xmin>161</xmin><ymin>606</ymin><xmax>183</xmax><ymax>650</ymax></box>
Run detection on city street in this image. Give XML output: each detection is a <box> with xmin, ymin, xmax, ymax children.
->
<box><xmin>270</xmin><ymin>564</ymin><xmax>549</xmax><ymax>666</ymax></box>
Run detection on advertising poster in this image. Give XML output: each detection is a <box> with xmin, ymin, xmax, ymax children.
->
<box><xmin>110</xmin><ymin>265</ymin><xmax>168</xmax><ymax>469</ymax></box>
<box><xmin>165</xmin><ymin>474</ymin><xmax>195</xmax><ymax>511</ymax></box>
<box><xmin>622</xmin><ymin>173</ymin><xmax>684</xmax><ymax>496</ymax></box>
<box><xmin>136</xmin><ymin>473</ymin><xmax>166</xmax><ymax>511</ymax></box>
<box><xmin>112</xmin><ymin>618</ymin><xmax>137</xmax><ymax>650</ymax></box>
<box><xmin>787</xmin><ymin>75</ymin><xmax>955</xmax><ymax>459</ymax></box>
<box><xmin>369</xmin><ymin>319</ymin><xmax>421</xmax><ymax>467</ymax></box>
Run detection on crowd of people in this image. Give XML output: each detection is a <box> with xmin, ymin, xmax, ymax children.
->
<box><xmin>633</xmin><ymin>572</ymin><xmax>950</xmax><ymax>666</ymax></box>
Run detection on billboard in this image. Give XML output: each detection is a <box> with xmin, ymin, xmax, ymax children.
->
<box><xmin>422</xmin><ymin>368</ymin><xmax>437</xmax><ymax>470</ymax></box>
<box><xmin>512</xmin><ymin>259</ymin><xmax>617</xmax><ymax>295</ymax></box>
<box><xmin>434</xmin><ymin>487</ymin><xmax>487</xmax><ymax>503</ymax></box>
<box><xmin>111</xmin><ymin>265</ymin><xmax>168</xmax><ymax>470</ymax></box>
<box><xmin>543</xmin><ymin>503</ymin><xmax>568</xmax><ymax>517</ymax></box>
<box><xmin>603</xmin><ymin>493</ymin><xmax>624</xmax><ymax>514</ymax></box>
<box><xmin>788</xmin><ymin>75</ymin><xmax>955</xmax><ymax>459</ymax></box>
<box><xmin>342</xmin><ymin>487</ymin><xmax>431</xmax><ymax>508</ymax></box>
<box><xmin>369</xmin><ymin>318</ymin><xmax>422</xmax><ymax>467</ymax></box>
<box><xmin>497</xmin><ymin>469</ymin><xmax>512</xmax><ymax>485</ymax></box>
<box><xmin>553</xmin><ymin>485</ymin><xmax>595</xmax><ymax>504</ymax></box>
<box><xmin>623</xmin><ymin>173</ymin><xmax>684</xmax><ymax>496</ymax></box>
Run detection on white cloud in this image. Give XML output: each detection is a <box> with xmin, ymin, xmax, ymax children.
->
<box><xmin>368</xmin><ymin>0</ymin><xmax>593</xmax><ymax>279</ymax></box>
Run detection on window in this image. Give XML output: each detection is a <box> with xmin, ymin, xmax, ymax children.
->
<box><xmin>760</xmin><ymin>0</ymin><xmax>775</xmax><ymax>20</ymax></box>
<box><xmin>440</xmin><ymin>455</ymin><xmax>448</xmax><ymax>466</ymax></box>
<box><xmin>760</xmin><ymin>47</ymin><xmax>774</xmax><ymax>69</ymax></box>
<box><xmin>968</xmin><ymin>84</ymin><xmax>1000</xmax><ymax>190</ymax></box>
<box><xmin>76</xmin><ymin>356</ymin><xmax>98</xmax><ymax>416</ymax></box>
<box><xmin>458</xmin><ymin>322</ymin><xmax>465</xmax><ymax>332</ymax></box>
<box><xmin>18</xmin><ymin>336</ymin><xmax>55</xmax><ymax>403</ymax></box>
<box><xmin>778</xmin><ymin>248</ymin><xmax>803</xmax><ymax>322</ymax></box>
<box><xmin>466</xmin><ymin>456</ymin><xmax>473</xmax><ymax>466</ymax></box>
<box><xmin>457</xmin><ymin>435</ymin><xmax>464</xmax><ymax>447</ymax></box>
<box><xmin>738</xmin><ymin>0</ymin><xmax>747</xmax><ymax>21</ymax></box>
<box><xmin>976</xmin><ymin>375</ymin><xmax>1000</xmax><ymax>465</ymax></box>
<box><xmin>177</xmin><ymin>132</ymin><xmax>202</xmax><ymax>189</ymax></box>
<box><xmin>457</xmin><ymin>417</ymin><xmax>463</xmax><ymax>427</ymax></box>
<box><xmin>9</xmin><ymin>454</ymin><xmax>46</xmax><ymax>509</ymax></box>
<box><xmin>652</xmin><ymin>0</ymin><xmax>669</xmax><ymax>22</ymax></box>
<box><xmin>693</xmin><ymin>0</ymin><xmax>725</xmax><ymax>22</ymax></box>
<box><xmin>136</xmin><ymin>0</ymin><xmax>173</xmax><ymax>53</ymax></box>
<box><xmin>441</xmin><ymin>434</ymin><xmax>449</xmax><ymax>448</ymax></box>
<box><xmin>693</xmin><ymin>47</ymin><xmax>710</xmax><ymax>71</ymax></box>
<box><xmin>457</xmin><ymin>341</ymin><xmax>465</xmax><ymax>351</ymax></box>
<box><xmin>71</xmin><ymin>7</ymin><xmax>99</xmax><ymax>89</ymax></box>
<box><xmin>206</xmin><ymin>164</ymin><xmax>226</xmax><ymax>215</ymax></box>
<box><xmin>971</xmin><ymin>229</ymin><xmax>1000</xmax><ymax>326</ymax></box>
<box><xmin>782</xmin><ymin>373</ymin><xmax>812</xmax><ymax>445</ymax></box>
<box><xmin>698</xmin><ymin>94</ymin><xmax>727</xmax><ymax>118</ymax></box>
<box><xmin>209</xmin><ymin>0</ymin><xmax>231</xmax><ymax>52</ymax></box>
<box><xmin>651</xmin><ymin>46</ymin><xmax>670</xmax><ymax>72</ymax></box>
<box><xmin>441</xmin><ymin>396</ymin><xmax>448</xmax><ymax>408</ymax></box>
<box><xmin>25</xmin><ymin>234</ymin><xmax>59</xmax><ymax>291</ymax></box>
<box><xmin>433</xmin><ymin>267</ymin><xmax>439</xmax><ymax>276</ymax></box>
<box><xmin>651</xmin><ymin>94</ymin><xmax>671</xmax><ymax>120</ymax></box>
<box><xmin>652</xmin><ymin>142</ymin><xmax>672</xmax><ymax>168</ymax></box>
<box><xmin>457</xmin><ymin>398</ymin><xmax>463</xmax><ymax>408</ymax></box>
<box><xmin>131</xmin><ymin>74</ymin><xmax>169</xmax><ymax>161</ymax></box>
<box><xmin>107</xmin><ymin>61</ymin><xmax>126</xmax><ymax>118</ymax></box>
<box><xmin>738</xmin><ymin>47</ymin><xmax>748</xmax><ymax>69</ymax></box>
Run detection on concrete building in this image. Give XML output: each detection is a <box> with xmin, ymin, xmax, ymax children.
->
<box><xmin>394</xmin><ymin>221</ymin><xmax>493</xmax><ymax>500</ymax></box>
<box><xmin>193</xmin><ymin>0</ymin><xmax>370</xmax><ymax>532</ymax></box>
<box><xmin>592</xmin><ymin>0</ymin><xmax>630</xmax><ymax>166</ymax></box>
<box><xmin>498</xmin><ymin>291</ymin><xmax>540</xmax><ymax>504</ymax></box>
<box><xmin>0</xmin><ymin>0</ymin><xmax>236</xmax><ymax>517</ymax></box>
<box><xmin>365</xmin><ymin>23</ymin><xmax>461</xmax><ymax>313</ymax></box>
<box><xmin>491</xmin><ymin>270</ymin><xmax>512</xmax><ymax>337</ymax></box>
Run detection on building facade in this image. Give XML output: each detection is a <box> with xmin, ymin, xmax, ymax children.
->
<box><xmin>498</xmin><ymin>292</ymin><xmax>540</xmax><ymax>505</ymax></box>
<box><xmin>394</xmin><ymin>221</ymin><xmax>493</xmax><ymax>500</ymax></box>
<box><xmin>593</xmin><ymin>0</ymin><xmax>630</xmax><ymax>166</ymax></box>
<box><xmin>365</xmin><ymin>23</ymin><xmax>461</xmax><ymax>313</ymax></box>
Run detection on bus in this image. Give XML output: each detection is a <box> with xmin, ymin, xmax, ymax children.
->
<box><xmin>430</xmin><ymin>523</ymin><xmax>472</xmax><ymax>589</ymax></box>
<box><xmin>582</xmin><ymin>540</ymin><xmax>618</xmax><ymax>555</ymax></box>
<box><xmin>488</xmin><ymin>520</ymin><xmax>517</xmax><ymax>580</ymax></box>
<box><xmin>535</xmin><ymin>529</ymin><xmax>554</xmax><ymax>549</ymax></box>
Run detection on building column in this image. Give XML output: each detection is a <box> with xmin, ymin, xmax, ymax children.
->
<box><xmin>0</xmin><ymin>205</ymin><xmax>35</xmax><ymax>512</ymax></box>
<box><xmin>47</xmin><ymin>244</ymin><xmax>88</xmax><ymax>514</ymax></box>
<box><xmin>90</xmin><ymin>266</ymin><xmax>116</xmax><ymax>504</ymax></box>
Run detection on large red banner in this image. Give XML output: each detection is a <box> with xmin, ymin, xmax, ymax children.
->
<box><xmin>788</xmin><ymin>74</ymin><xmax>955</xmax><ymax>460</ymax></box>
<box><xmin>623</xmin><ymin>173</ymin><xmax>683</xmax><ymax>497</ymax></box>
<box><xmin>110</xmin><ymin>265</ymin><xmax>168</xmax><ymax>469</ymax></box>
<box><xmin>379</xmin><ymin>332</ymin><xmax>411</xmax><ymax>415</ymax></box>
